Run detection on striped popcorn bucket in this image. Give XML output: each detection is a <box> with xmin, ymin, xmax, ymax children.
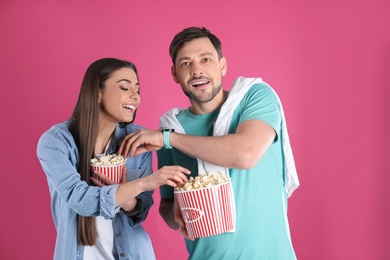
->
<box><xmin>91</xmin><ymin>163</ymin><xmax>125</xmax><ymax>184</ymax></box>
<box><xmin>174</xmin><ymin>181</ymin><xmax>235</xmax><ymax>238</ymax></box>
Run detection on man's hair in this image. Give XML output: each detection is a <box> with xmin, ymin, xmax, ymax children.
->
<box><xmin>169</xmin><ymin>27</ymin><xmax>222</xmax><ymax>65</ymax></box>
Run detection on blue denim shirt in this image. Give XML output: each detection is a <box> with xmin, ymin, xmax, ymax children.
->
<box><xmin>37</xmin><ymin>121</ymin><xmax>155</xmax><ymax>260</ymax></box>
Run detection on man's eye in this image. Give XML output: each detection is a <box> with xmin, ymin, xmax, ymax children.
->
<box><xmin>203</xmin><ymin>58</ymin><xmax>210</xmax><ymax>62</ymax></box>
<box><xmin>181</xmin><ymin>62</ymin><xmax>190</xmax><ymax>67</ymax></box>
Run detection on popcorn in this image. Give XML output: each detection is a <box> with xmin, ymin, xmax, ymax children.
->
<box><xmin>90</xmin><ymin>154</ymin><xmax>126</xmax><ymax>166</ymax></box>
<box><xmin>174</xmin><ymin>172</ymin><xmax>235</xmax><ymax>238</ymax></box>
<box><xmin>90</xmin><ymin>154</ymin><xmax>126</xmax><ymax>184</ymax></box>
<box><xmin>175</xmin><ymin>172</ymin><xmax>230</xmax><ymax>191</ymax></box>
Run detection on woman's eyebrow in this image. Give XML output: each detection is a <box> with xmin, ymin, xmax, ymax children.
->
<box><xmin>117</xmin><ymin>79</ymin><xmax>139</xmax><ymax>86</ymax></box>
<box><xmin>117</xmin><ymin>79</ymin><xmax>130</xmax><ymax>83</ymax></box>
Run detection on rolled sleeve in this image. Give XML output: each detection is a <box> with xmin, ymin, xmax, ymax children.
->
<box><xmin>100</xmin><ymin>185</ymin><xmax>121</xmax><ymax>219</ymax></box>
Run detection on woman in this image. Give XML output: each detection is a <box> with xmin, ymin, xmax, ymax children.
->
<box><xmin>37</xmin><ymin>58</ymin><xmax>190</xmax><ymax>260</ymax></box>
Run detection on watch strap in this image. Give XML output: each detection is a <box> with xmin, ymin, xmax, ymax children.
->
<box><xmin>161</xmin><ymin>129</ymin><xmax>174</xmax><ymax>149</ymax></box>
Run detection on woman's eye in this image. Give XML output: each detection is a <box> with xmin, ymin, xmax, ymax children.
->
<box><xmin>120</xmin><ymin>86</ymin><xmax>129</xmax><ymax>91</ymax></box>
<box><xmin>203</xmin><ymin>58</ymin><xmax>210</xmax><ymax>62</ymax></box>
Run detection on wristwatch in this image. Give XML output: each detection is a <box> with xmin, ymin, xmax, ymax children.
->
<box><xmin>121</xmin><ymin>198</ymin><xmax>142</xmax><ymax>217</ymax></box>
<box><xmin>161</xmin><ymin>129</ymin><xmax>175</xmax><ymax>149</ymax></box>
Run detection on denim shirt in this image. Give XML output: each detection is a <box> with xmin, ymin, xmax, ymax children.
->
<box><xmin>37</xmin><ymin>121</ymin><xmax>155</xmax><ymax>260</ymax></box>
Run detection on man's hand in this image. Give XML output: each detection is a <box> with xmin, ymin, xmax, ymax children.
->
<box><xmin>118</xmin><ymin>129</ymin><xmax>164</xmax><ymax>157</ymax></box>
<box><xmin>174</xmin><ymin>199</ymin><xmax>195</xmax><ymax>241</ymax></box>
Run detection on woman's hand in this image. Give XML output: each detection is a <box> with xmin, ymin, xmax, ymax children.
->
<box><xmin>141</xmin><ymin>166</ymin><xmax>190</xmax><ymax>191</ymax></box>
<box><xmin>116</xmin><ymin>165</ymin><xmax>190</xmax><ymax>209</ymax></box>
<box><xmin>91</xmin><ymin>171</ymin><xmax>114</xmax><ymax>186</ymax></box>
<box><xmin>91</xmin><ymin>165</ymin><xmax>128</xmax><ymax>186</ymax></box>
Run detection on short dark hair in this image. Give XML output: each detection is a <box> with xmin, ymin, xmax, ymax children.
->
<box><xmin>169</xmin><ymin>27</ymin><xmax>222</xmax><ymax>65</ymax></box>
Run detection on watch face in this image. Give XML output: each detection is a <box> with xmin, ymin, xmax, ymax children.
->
<box><xmin>162</xmin><ymin>129</ymin><xmax>175</xmax><ymax>132</ymax></box>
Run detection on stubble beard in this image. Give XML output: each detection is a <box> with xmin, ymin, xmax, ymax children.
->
<box><xmin>184</xmin><ymin>84</ymin><xmax>222</xmax><ymax>103</ymax></box>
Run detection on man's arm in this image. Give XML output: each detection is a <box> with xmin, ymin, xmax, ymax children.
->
<box><xmin>169</xmin><ymin>119</ymin><xmax>275</xmax><ymax>169</ymax></box>
<box><xmin>159</xmin><ymin>196</ymin><xmax>194</xmax><ymax>240</ymax></box>
<box><xmin>119</xmin><ymin>119</ymin><xmax>275</xmax><ymax>169</ymax></box>
<box><xmin>159</xmin><ymin>197</ymin><xmax>179</xmax><ymax>230</ymax></box>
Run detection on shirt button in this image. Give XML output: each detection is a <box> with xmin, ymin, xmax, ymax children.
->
<box><xmin>116</xmin><ymin>232</ymin><xmax>122</xmax><ymax>237</ymax></box>
<box><xmin>120</xmin><ymin>252</ymin><xmax>126</xmax><ymax>257</ymax></box>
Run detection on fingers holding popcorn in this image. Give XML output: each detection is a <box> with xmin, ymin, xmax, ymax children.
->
<box><xmin>174</xmin><ymin>200</ymin><xmax>194</xmax><ymax>241</ymax></box>
<box><xmin>143</xmin><ymin>166</ymin><xmax>190</xmax><ymax>191</ymax></box>
<box><xmin>91</xmin><ymin>171</ymin><xmax>116</xmax><ymax>186</ymax></box>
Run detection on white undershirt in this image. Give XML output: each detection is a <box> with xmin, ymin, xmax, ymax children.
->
<box><xmin>84</xmin><ymin>138</ymin><xmax>118</xmax><ymax>259</ymax></box>
<box><xmin>83</xmin><ymin>216</ymin><xmax>118</xmax><ymax>259</ymax></box>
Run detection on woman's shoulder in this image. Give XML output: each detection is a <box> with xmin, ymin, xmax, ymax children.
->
<box><xmin>40</xmin><ymin>121</ymin><xmax>71</xmax><ymax>138</ymax></box>
<box><xmin>37</xmin><ymin>121</ymin><xmax>74</xmax><ymax>153</ymax></box>
<box><xmin>121</xmin><ymin>122</ymin><xmax>145</xmax><ymax>134</ymax></box>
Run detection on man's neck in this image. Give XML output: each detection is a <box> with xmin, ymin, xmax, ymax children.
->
<box><xmin>189</xmin><ymin>89</ymin><xmax>228</xmax><ymax>115</ymax></box>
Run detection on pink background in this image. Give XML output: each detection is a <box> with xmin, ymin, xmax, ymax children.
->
<box><xmin>1</xmin><ymin>0</ymin><xmax>389</xmax><ymax>259</ymax></box>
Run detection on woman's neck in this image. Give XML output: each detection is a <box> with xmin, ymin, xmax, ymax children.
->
<box><xmin>95</xmin><ymin>121</ymin><xmax>117</xmax><ymax>154</ymax></box>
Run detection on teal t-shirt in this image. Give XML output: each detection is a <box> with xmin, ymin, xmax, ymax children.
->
<box><xmin>158</xmin><ymin>83</ymin><xmax>296</xmax><ymax>260</ymax></box>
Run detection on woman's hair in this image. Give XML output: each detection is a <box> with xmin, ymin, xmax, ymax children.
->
<box><xmin>169</xmin><ymin>26</ymin><xmax>223</xmax><ymax>65</ymax></box>
<box><xmin>68</xmin><ymin>57</ymin><xmax>138</xmax><ymax>246</ymax></box>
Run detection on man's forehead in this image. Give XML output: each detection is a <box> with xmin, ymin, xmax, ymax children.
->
<box><xmin>177</xmin><ymin>38</ymin><xmax>217</xmax><ymax>58</ymax></box>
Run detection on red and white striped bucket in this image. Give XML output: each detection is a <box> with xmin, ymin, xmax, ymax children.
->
<box><xmin>91</xmin><ymin>163</ymin><xmax>124</xmax><ymax>184</ymax></box>
<box><xmin>174</xmin><ymin>181</ymin><xmax>235</xmax><ymax>238</ymax></box>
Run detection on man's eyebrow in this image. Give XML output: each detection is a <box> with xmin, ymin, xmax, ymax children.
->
<box><xmin>177</xmin><ymin>56</ymin><xmax>190</xmax><ymax>63</ymax></box>
<box><xmin>199</xmin><ymin>52</ymin><xmax>214</xmax><ymax>57</ymax></box>
<box><xmin>177</xmin><ymin>52</ymin><xmax>215</xmax><ymax>63</ymax></box>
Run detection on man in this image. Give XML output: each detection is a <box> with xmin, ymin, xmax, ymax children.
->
<box><xmin>119</xmin><ymin>27</ymin><xmax>299</xmax><ymax>259</ymax></box>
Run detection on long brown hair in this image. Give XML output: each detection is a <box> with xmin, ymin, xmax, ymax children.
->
<box><xmin>68</xmin><ymin>58</ymin><xmax>138</xmax><ymax>246</ymax></box>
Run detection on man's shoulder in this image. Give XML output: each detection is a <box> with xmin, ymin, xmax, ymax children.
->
<box><xmin>244</xmin><ymin>81</ymin><xmax>278</xmax><ymax>102</ymax></box>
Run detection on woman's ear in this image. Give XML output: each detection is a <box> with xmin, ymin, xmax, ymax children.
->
<box><xmin>98</xmin><ymin>92</ymin><xmax>102</xmax><ymax>103</ymax></box>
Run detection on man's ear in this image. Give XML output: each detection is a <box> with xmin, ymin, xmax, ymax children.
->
<box><xmin>171</xmin><ymin>65</ymin><xmax>179</xmax><ymax>83</ymax></box>
<box><xmin>220</xmin><ymin>57</ymin><xmax>228</xmax><ymax>76</ymax></box>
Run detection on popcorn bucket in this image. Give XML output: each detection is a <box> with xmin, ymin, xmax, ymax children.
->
<box><xmin>174</xmin><ymin>181</ymin><xmax>235</xmax><ymax>238</ymax></box>
<box><xmin>91</xmin><ymin>163</ymin><xmax>125</xmax><ymax>184</ymax></box>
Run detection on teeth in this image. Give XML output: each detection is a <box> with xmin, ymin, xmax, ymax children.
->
<box><xmin>192</xmin><ymin>80</ymin><xmax>208</xmax><ymax>86</ymax></box>
<box><xmin>123</xmin><ymin>104</ymin><xmax>135</xmax><ymax>110</ymax></box>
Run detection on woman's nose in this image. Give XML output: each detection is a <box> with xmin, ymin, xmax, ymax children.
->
<box><xmin>129</xmin><ymin>89</ymin><xmax>139</xmax><ymax>100</ymax></box>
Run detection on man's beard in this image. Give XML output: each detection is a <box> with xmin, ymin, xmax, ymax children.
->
<box><xmin>184</xmin><ymin>84</ymin><xmax>222</xmax><ymax>103</ymax></box>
